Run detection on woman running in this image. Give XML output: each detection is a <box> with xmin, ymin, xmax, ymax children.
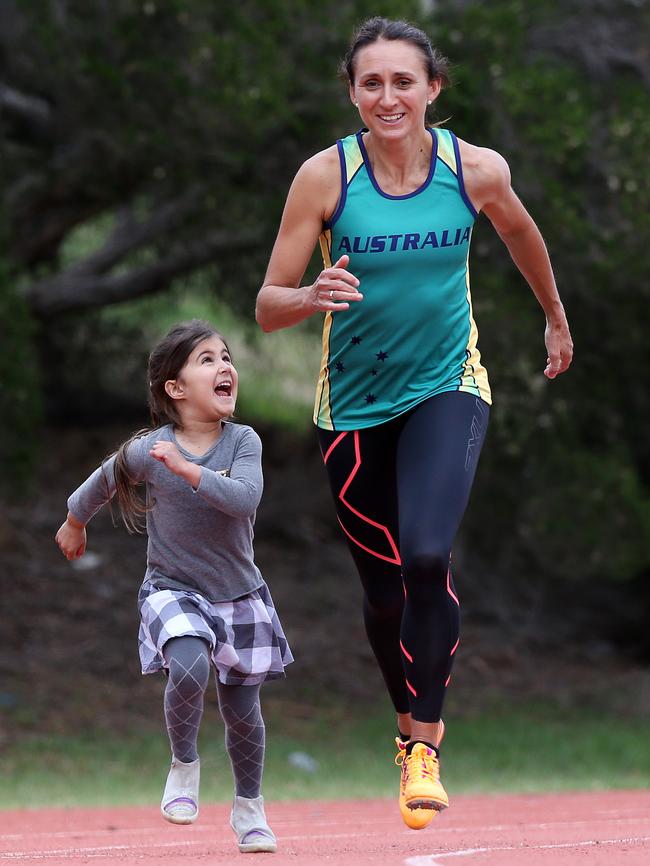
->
<box><xmin>256</xmin><ymin>17</ymin><xmax>572</xmax><ymax>828</ymax></box>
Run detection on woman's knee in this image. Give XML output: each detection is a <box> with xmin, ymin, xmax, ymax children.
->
<box><xmin>402</xmin><ymin>549</ymin><xmax>450</xmax><ymax>592</ymax></box>
<box><xmin>363</xmin><ymin>585</ymin><xmax>404</xmax><ymax>621</ymax></box>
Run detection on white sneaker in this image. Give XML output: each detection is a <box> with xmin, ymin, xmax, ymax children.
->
<box><xmin>230</xmin><ymin>795</ymin><xmax>277</xmax><ymax>853</ymax></box>
<box><xmin>160</xmin><ymin>756</ymin><xmax>200</xmax><ymax>824</ymax></box>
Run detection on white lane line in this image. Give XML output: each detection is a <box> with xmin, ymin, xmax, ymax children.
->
<box><xmin>0</xmin><ymin>839</ymin><xmax>207</xmax><ymax>860</ymax></box>
<box><xmin>2</xmin><ymin>813</ymin><xmax>647</xmax><ymax>844</ymax></box>
<box><xmin>0</xmin><ymin>825</ymin><xmax>216</xmax><ymax>842</ymax></box>
<box><xmin>3</xmin><ymin>831</ymin><xmax>650</xmax><ymax>862</ymax></box>
<box><xmin>406</xmin><ymin>851</ymin><xmax>489</xmax><ymax>865</ymax></box>
<box><xmin>0</xmin><ymin>830</ymin><xmax>384</xmax><ymax>860</ymax></box>
<box><xmin>404</xmin><ymin>835</ymin><xmax>650</xmax><ymax>865</ymax></box>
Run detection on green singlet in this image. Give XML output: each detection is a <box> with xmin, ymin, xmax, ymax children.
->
<box><xmin>314</xmin><ymin>127</ymin><xmax>491</xmax><ymax>431</ymax></box>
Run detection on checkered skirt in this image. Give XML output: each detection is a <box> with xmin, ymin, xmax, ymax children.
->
<box><xmin>137</xmin><ymin>580</ymin><xmax>293</xmax><ymax>685</ymax></box>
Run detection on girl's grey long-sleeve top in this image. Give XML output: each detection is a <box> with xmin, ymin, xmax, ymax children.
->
<box><xmin>67</xmin><ymin>422</ymin><xmax>265</xmax><ymax>602</ymax></box>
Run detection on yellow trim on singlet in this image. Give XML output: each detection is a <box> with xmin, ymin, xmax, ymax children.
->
<box><xmin>459</xmin><ymin>252</ymin><xmax>491</xmax><ymax>401</ymax></box>
<box><xmin>319</xmin><ymin>228</ymin><xmax>332</xmax><ymax>269</ymax></box>
<box><xmin>438</xmin><ymin>133</ymin><xmax>490</xmax><ymax>402</ymax></box>
<box><xmin>315</xmin><ymin>229</ymin><xmax>334</xmax><ymax>428</ymax></box>
<box><xmin>342</xmin><ymin>140</ymin><xmax>364</xmax><ymax>183</ymax></box>
<box><xmin>435</xmin><ymin>128</ymin><xmax>458</xmax><ymax>176</ymax></box>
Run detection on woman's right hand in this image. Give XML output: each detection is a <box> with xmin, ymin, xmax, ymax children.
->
<box><xmin>55</xmin><ymin>515</ymin><xmax>87</xmax><ymax>560</ymax></box>
<box><xmin>308</xmin><ymin>255</ymin><xmax>363</xmax><ymax>311</ymax></box>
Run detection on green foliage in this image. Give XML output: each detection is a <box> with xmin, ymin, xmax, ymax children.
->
<box><xmin>429</xmin><ymin>0</ymin><xmax>650</xmax><ymax>584</ymax></box>
<box><xmin>0</xmin><ymin>258</ymin><xmax>42</xmax><ymax>495</ymax></box>
<box><xmin>3</xmin><ymin>0</ymin><xmax>649</xmax><ymax>584</ymax></box>
<box><xmin>37</xmin><ymin>309</ymin><xmax>149</xmax><ymax>423</ymax></box>
<box><xmin>6</xmin><ymin>0</ymin><xmax>422</xmax><ymax>314</ymax></box>
<box><xmin>498</xmin><ymin>443</ymin><xmax>650</xmax><ymax>582</ymax></box>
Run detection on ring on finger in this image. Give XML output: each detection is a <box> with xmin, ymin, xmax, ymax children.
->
<box><xmin>329</xmin><ymin>290</ymin><xmax>334</xmax><ymax>300</ymax></box>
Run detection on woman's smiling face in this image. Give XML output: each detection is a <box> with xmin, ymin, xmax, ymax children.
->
<box><xmin>350</xmin><ymin>39</ymin><xmax>440</xmax><ymax>139</ymax></box>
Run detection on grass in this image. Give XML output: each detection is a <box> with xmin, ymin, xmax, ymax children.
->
<box><xmin>2</xmin><ymin>700</ymin><xmax>649</xmax><ymax>810</ymax></box>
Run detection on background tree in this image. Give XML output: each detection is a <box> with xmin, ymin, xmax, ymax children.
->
<box><xmin>0</xmin><ymin>0</ymin><xmax>421</xmax><ymax>468</ymax></box>
<box><xmin>431</xmin><ymin>0</ymin><xmax>650</xmax><ymax>596</ymax></box>
<box><xmin>1</xmin><ymin>0</ymin><xmax>648</xmax><ymax>611</ymax></box>
<box><xmin>3</xmin><ymin>0</ymin><xmax>399</xmax><ymax>314</ymax></box>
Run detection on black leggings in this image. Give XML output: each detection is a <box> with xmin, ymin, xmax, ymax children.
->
<box><xmin>318</xmin><ymin>391</ymin><xmax>489</xmax><ymax>723</ymax></box>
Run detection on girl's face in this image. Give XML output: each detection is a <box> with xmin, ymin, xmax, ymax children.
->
<box><xmin>165</xmin><ymin>335</ymin><xmax>238</xmax><ymax>422</ymax></box>
<box><xmin>349</xmin><ymin>39</ymin><xmax>440</xmax><ymax>141</ymax></box>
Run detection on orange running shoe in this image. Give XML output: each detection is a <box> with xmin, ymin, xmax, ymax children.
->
<box><xmin>395</xmin><ymin>720</ymin><xmax>446</xmax><ymax>830</ymax></box>
<box><xmin>396</xmin><ymin>738</ymin><xmax>435</xmax><ymax>829</ymax></box>
<box><xmin>402</xmin><ymin>742</ymin><xmax>448</xmax><ymax>813</ymax></box>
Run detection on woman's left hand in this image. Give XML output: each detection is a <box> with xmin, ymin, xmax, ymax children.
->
<box><xmin>544</xmin><ymin>316</ymin><xmax>573</xmax><ymax>379</ymax></box>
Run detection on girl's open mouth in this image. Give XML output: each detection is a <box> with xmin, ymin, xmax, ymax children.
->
<box><xmin>215</xmin><ymin>381</ymin><xmax>232</xmax><ymax>397</ymax></box>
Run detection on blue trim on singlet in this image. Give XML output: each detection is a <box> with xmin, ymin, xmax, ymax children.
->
<box><xmin>450</xmin><ymin>131</ymin><xmax>479</xmax><ymax>219</ymax></box>
<box><xmin>323</xmin><ymin>140</ymin><xmax>348</xmax><ymax>230</ymax></box>
<box><xmin>357</xmin><ymin>128</ymin><xmax>438</xmax><ymax>200</ymax></box>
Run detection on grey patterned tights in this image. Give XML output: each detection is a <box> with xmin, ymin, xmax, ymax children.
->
<box><xmin>217</xmin><ymin>680</ymin><xmax>265</xmax><ymax>799</ymax></box>
<box><xmin>163</xmin><ymin>636</ymin><xmax>265</xmax><ymax>798</ymax></box>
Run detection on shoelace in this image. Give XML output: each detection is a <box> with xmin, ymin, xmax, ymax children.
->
<box><xmin>394</xmin><ymin>721</ymin><xmax>446</xmax><ymax>769</ymax></box>
<box><xmin>403</xmin><ymin>747</ymin><xmax>440</xmax><ymax>784</ymax></box>
<box><xmin>394</xmin><ymin>738</ymin><xmax>407</xmax><ymax>767</ymax></box>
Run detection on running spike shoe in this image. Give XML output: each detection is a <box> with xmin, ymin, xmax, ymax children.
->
<box><xmin>402</xmin><ymin>742</ymin><xmax>449</xmax><ymax>812</ymax></box>
<box><xmin>395</xmin><ymin>719</ymin><xmax>446</xmax><ymax>829</ymax></box>
<box><xmin>395</xmin><ymin>738</ymin><xmax>437</xmax><ymax>829</ymax></box>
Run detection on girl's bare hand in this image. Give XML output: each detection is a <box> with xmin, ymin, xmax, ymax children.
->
<box><xmin>55</xmin><ymin>519</ymin><xmax>87</xmax><ymax>560</ymax></box>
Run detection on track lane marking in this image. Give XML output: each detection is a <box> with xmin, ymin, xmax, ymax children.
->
<box><xmin>404</xmin><ymin>835</ymin><xmax>650</xmax><ymax>865</ymax></box>
<box><xmin>2</xmin><ymin>812</ymin><xmax>648</xmax><ymax>844</ymax></box>
<box><xmin>0</xmin><ymin>831</ymin><xmax>377</xmax><ymax>860</ymax></box>
<box><xmin>5</xmin><ymin>830</ymin><xmax>650</xmax><ymax>861</ymax></box>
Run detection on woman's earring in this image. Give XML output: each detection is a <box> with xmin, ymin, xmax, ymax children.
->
<box><xmin>354</xmin><ymin>101</ymin><xmax>358</xmax><ymax>107</ymax></box>
<box><xmin>427</xmin><ymin>100</ymin><xmax>432</xmax><ymax>105</ymax></box>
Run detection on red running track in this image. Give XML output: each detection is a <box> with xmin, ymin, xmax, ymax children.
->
<box><xmin>1</xmin><ymin>790</ymin><xmax>649</xmax><ymax>865</ymax></box>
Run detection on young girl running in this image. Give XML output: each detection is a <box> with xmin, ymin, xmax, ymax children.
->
<box><xmin>55</xmin><ymin>319</ymin><xmax>291</xmax><ymax>854</ymax></box>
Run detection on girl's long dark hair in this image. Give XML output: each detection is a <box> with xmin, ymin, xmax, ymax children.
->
<box><xmin>110</xmin><ymin>319</ymin><xmax>230</xmax><ymax>533</ymax></box>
